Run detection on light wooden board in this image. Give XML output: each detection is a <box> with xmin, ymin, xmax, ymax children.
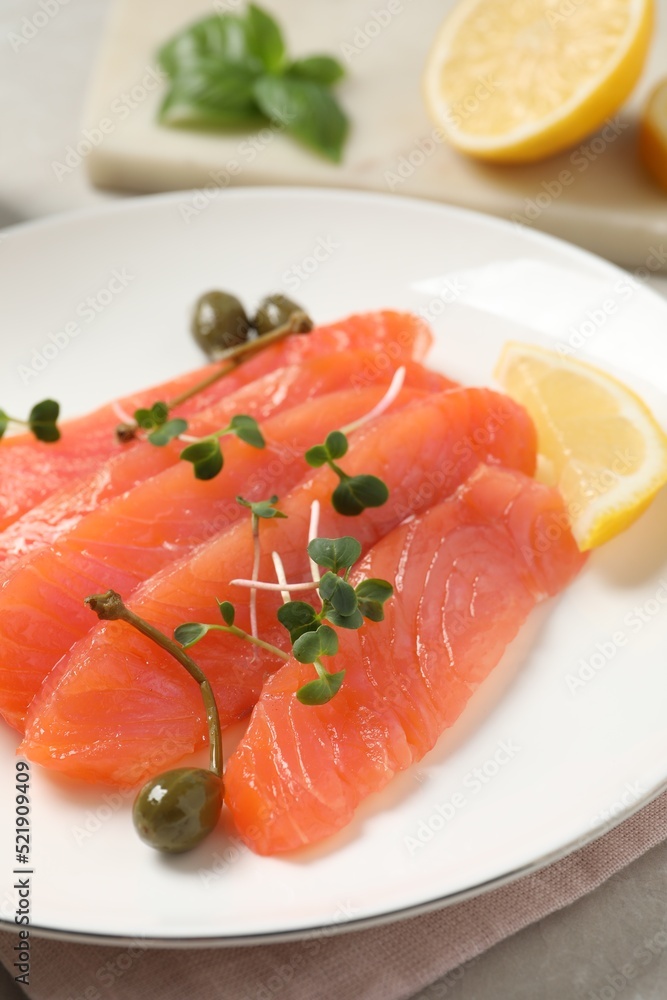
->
<box><xmin>81</xmin><ymin>0</ymin><xmax>667</xmax><ymax>269</ymax></box>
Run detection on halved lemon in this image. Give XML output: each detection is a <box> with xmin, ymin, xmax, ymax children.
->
<box><xmin>423</xmin><ymin>0</ymin><xmax>653</xmax><ymax>163</ymax></box>
<box><xmin>639</xmin><ymin>76</ymin><xmax>667</xmax><ymax>191</ymax></box>
<box><xmin>495</xmin><ymin>342</ymin><xmax>667</xmax><ymax>550</ymax></box>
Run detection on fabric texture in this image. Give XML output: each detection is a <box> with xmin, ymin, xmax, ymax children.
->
<box><xmin>1</xmin><ymin>789</ymin><xmax>665</xmax><ymax>1000</ymax></box>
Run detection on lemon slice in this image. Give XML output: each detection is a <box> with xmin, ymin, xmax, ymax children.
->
<box><xmin>640</xmin><ymin>76</ymin><xmax>667</xmax><ymax>191</ymax></box>
<box><xmin>495</xmin><ymin>342</ymin><xmax>667</xmax><ymax>550</ymax></box>
<box><xmin>423</xmin><ymin>0</ymin><xmax>653</xmax><ymax>163</ymax></box>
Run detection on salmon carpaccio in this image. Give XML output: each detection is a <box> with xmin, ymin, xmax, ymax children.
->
<box><xmin>0</xmin><ymin>311</ymin><xmax>431</xmax><ymax>531</ymax></box>
<box><xmin>21</xmin><ymin>389</ymin><xmax>538</xmax><ymax>785</ymax></box>
<box><xmin>0</xmin><ymin>350</ymin><xmax>448</xmax><ymax>574</ymax></box>
<box><xmin>0</xmin><ymin>362</ymin><xmax>444</xmax><ymax>732</ymax></box>
<box><xmin>224</xmin><ymin>465</ymin><xmax>587</xmax><ymax>855</ymax></box>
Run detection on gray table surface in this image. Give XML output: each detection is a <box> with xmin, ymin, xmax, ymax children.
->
<box><xmin>1</xmin><ymin>2</ymin><xmax>666</xmax><ymax>998</ymax></box>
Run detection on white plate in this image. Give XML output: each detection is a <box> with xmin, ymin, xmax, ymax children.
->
<box><xmin>1</xmin><ymin>189</ymin><xmax>667</xmax><ymax>947</ymax></box>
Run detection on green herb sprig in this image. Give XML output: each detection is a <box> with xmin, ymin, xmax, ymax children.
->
<box><xmin>0</xmin><ymin>400</ymin><xmax>61</xmax><ymax>444</ymax></box>
<box><xmin>180</xmin><ymin>415</ymin><xmax>265</xmax><ymax>480</ymax></box>
<box><xmin>157</xmin><ymin>5</ymin><xmax>349</xmax><ymax>162</ymax></box>
<box><xmin>177</xmin><ymin>535</ymin><xmax>393</xmax><ymax>706</ymax></box>
<box><xmin>305</xmin><ymin>431</ymin><xmax>389</xmax><ymax>516</ymax></box>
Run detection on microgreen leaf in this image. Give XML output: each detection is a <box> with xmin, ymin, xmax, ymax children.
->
<box><xmin>253</xmin><ymin>75</ymin><xmax>348</xmax><ymax>162</ymax></box>
<box><xmin>304</xmin><ymin>444</ymin><xmax>330</xmax><ymax>468</ymax></box>
<box><xmin>296</xmin><ymin>669</ymin><xmax>345</xmax><ymax>706</ymax></box>
<box><xmin>332</xmin><ymin>474</ymin><xmax>389</xmax><ymax>516</ymax></box>
<box><xmin>355</xmin><ymin>578</ymin><xmax>393</xmax><ymax>623</ymax></box>
<box><xmin>134</xmin><ymin>401</ymin><xmax>169</xmax><ymax>431</ymax></box>
<box><xmin>246</xmin><ymin>3</ymin><xmax>285</xmax><ymax>73</ymax></box>
<box><xmin>324</xmin><ymin>607</ymin><xmax>364</xmax><ymax>630</ymax></box>
<box><xmin>180</xmin><ymin>438</ymin><xmax>224</xmax><ymax>480</ymax></box>
<box><xmin>148</xmin><ymin>418</ymin><xmax>188</xmax><ymax>446</ymax></box>
<box><xmin>319</xmin><ymin>572</ymin><xmax>358</xmax><ymax>617</ymax></box>
<box><xmin>217</xmin><ymin>600</ymin><xmax>235</xmax><ymax>626</ymax></box>
<box><xmin>28</xmin><ymin>399</ymin><xmax>60</xmax><ymax>443</ymax></box>
<box><xmin>324</xmin><ymin>430</ymin><xmax>348</xmax><ymax>460</ymax></box>
<box><xmin>293</xmin><ymin>624</ymin><xmax>338</xmax><ymax>664</ymax></box>
<box><xmin>228</xmin><ymin>414</ymin><xmax>265</xmax><ymax>449</ymax></box>
<box><xmin>174</xmin><ymin>622</ymin><xmax>210</xmax><ymax>648</ymax></box>
<box><xmin>277</xmin><ymin>601</ymin><xmax>320</xmax><ymax>643</ymax></box>
<box><xmin>288</xmin><ymin>55</ymin><xmax>345</xmax><ymax>85</ymax></box>
<box><xmin>0</xmin><ymin>410</ymin><xmax>8</xmax><ymax>440</ymax></box>
<box><xmin>307</xmin><ymin>536</ymin><xmax>361</xmax><ymax>573</ymax></box>
<box><xmin>236</xmin><ymin>495</ymin><xmax>287</xmax><ymax>519</ymax></box>
<box><xmin>355</xmin><ymin>579</ymin><xmax>394</xmax><ymax>604</ymax></box>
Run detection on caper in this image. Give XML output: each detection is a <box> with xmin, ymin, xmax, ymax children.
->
<box><xmin>192</xmin><ymin>291</ymin><xmax>251</xmax><ymax>357</ymax></box>
<box><xmin>133</xmin><ymin>767</ymin><xmax>223</xmax><ymax>854</ymax></box>
<box><xmin>253</xmin><ymin>294</ymin><xmax>312</xmax><ymax>336</ymax></box>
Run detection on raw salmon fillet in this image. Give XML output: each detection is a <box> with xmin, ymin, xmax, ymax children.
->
<box><xmin>0</xmin><ymin>311</ymin><xmax>431</xmax><ymax>531</ymax></box>
<box><xmin>21</xmin><ymin>390</ymin><xmax>537</xmax><ymax>785</ymax></box>
<box><xmin>0</xmin><ymin>350</ymin><xmax>448</xmax><ymax>573</ymax></box>
<box><xmin>225</xmin><ymin>465</ymin><xmax>586</xmax><ymax>854</ymax></box>
<box><xmin>0</xmin><ymin>369</ymin><xmax>443</xmax><ymax>731</ymax></box>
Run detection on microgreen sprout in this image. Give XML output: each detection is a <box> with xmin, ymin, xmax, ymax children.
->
<box><xmin>304</xmin><ymin>433</ymin><xmax>388</xmax><ymax>515</ymax></box>
<box><xmin>114</xmin><ymin>309</ymin><xmax>312</xmax><ymax>444</ymax></box>
<box><xmin>180</xmin><ymin>415</ymin><xmax>265</xmax><ymax>480</ymax></box>
<box><xmin>237</xmin><ymin>495</ymin><xmax>287</xmax><ymax>638</ymax></box>
<box><xmin>0</xmin><ymin>400</ymin><xmax>61</xmax><ymax>444</ymax></box>
<box><xmin>174</xmin><ymin>599</ymin><xmax>290</xmax><ymax>661</ymax></box>
<box><xmin>302</xmin><ymin>368</ymin><xmax>405</xmax><ymax>516</ymax></box>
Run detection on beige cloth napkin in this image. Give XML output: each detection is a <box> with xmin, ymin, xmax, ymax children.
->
<box><xmin>1</xmin><ymin>789</ymin><xmax>666</xmax><ymax>1000</ymax></box>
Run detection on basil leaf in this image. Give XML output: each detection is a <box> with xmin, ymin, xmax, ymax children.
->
<box><xmin>158</xmin><ymin>15</ymin><xmax>252</xmax><ymax>77</ymax></box>
<box><xmin>159</xmin><ymin>64</ymin><xmax>264</xmax><ymax>128</ymax></box>
<box><xmin>0</xmin><ymin>410</ymin><xmax>9</xmax><ymax>440</ymax></box>
<box><xmin>246</xmin><ymin>4</ymin><xmax>285</xmax><ymax>73</ymax></box>
<box><xmin>253</xmin><ymin>75</ymin><xmax>348</xmax><ymax>162</ymax></box>
<box><xmin>288</xmin><ymin>55</ymin><xmax>345</xmax><ymax>85</ymax></box>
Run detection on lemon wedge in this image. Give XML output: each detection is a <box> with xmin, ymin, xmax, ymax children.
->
<box><xmin>495</xmin><ymin>342</ymin><xmax>667</xmax><ymax>550</ymax></box>
<box><xmin>423</xmin><ymin>0</ymin><xmax>653</xmax><ymax>163</ymax></box>
<box><xmin>640</xmin><ymin>76</ymin><xmax>667</xmax><ymax>191</ymax></box>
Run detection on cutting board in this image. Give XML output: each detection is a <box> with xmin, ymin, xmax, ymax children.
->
<box><xmin>82</xmin><ymin>0</ymin><xmax>667</xmax><ymax>269</ymax></box>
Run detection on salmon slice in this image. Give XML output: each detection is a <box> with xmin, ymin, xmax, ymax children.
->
<box><xmin>0</xmin><ymin>311</ymin><xmax>431</xmax><ymax>531</ymax></box>
<box><xmin>0</xmin><ymin>350</ymin><xmax>449</xmax><ymax>574</ymax></box>
<box><xmin>224</xmin><ymin>465</ymin><xmax>586</xmax><ymax>854</ymax></box>
<box><xmin>1</xmin><ymin>369</ymin><xmax>443</xmax><ymax>732</ymax></box>
<box><xmin>21</xmin><ymin>390</ymin><xmax>538</xmax><ymax>784</ymax></box>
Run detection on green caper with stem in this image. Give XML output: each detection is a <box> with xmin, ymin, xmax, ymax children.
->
<box><xmin>192</xmin><ymin>291</ymin><xmax>251</xmax><ymax>358</ymax></box>
<box><xmin>133</xmin><ymin>767</ymin><xmax>223</xmax><ymax>854</ymax></box>
<box><xmin>254</xmin><ymin>294</ymin><xmax>312</xmax><ymax>336</ymax></box>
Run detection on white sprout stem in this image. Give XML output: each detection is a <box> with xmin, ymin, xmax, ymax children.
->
<box><xmin>250</xmin><ymin>517</ymin><xmax>260</xmax><ymax>640</ymax></box>
<box><xmin>307</xmin><ymin>500</ymin><xmax>321</xmax><ymax>587</ymax></box>
<box><xmin>340</xmin><ymin>366</ymin><xmax>406</xmax><ymax>435</ymax></box>
<box><xmin>111</xmin><ymin>401</ymin><xmax>135</xmax><ymax>426</ymax></box>
<box><xmin>271</xmin><ymin>551</ymin><xmax>292</xmax><ymax>605</ymax></box>
<box><xmin>230</xmin><ymin>578</ymin><xmax>319</xmax><ymax>593</ymax></box>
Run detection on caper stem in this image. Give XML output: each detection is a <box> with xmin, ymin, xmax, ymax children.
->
<box><xmin>167</xmin><ymin>310</ymin><xmax>313</xmax><ymax>410</ymax></box>
<box><xmin>85</xmin><ymin>590</ymin><xmax>222</xmax><ymax>778</ymax></box>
